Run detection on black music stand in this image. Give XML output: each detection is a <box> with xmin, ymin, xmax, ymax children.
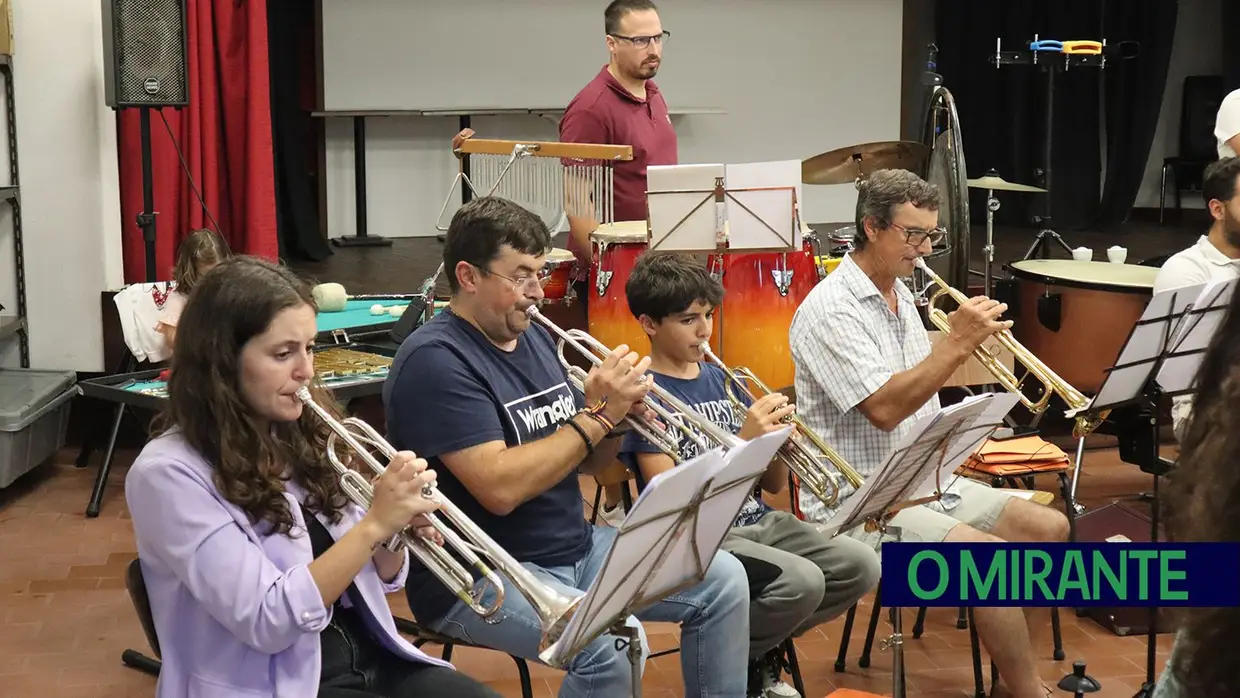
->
<box><xmin>991</xmin><ymin>36</ymin><xmax>1108</xmax><ymax>260</ymax></box>
<box><xmin>822</xmin><ymin>392</ymin><xmax>1017</xmax><ymax>698</ymax></box>
<box><xmin>538</xmin><ymin>429</ymin><xmax>792</xmax><ymax>696</ymax></box>
<box><xmin>1071</xmin><ymin>278</ymin><xmax>1237</xmax><ymax>698</ymax></box>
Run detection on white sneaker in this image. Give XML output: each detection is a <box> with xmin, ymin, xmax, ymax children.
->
<box><xmin>760</xmin><ymin>675</ymin><xmax>800</xmax><ymax>698</ymax></box>
<box><xmin>598</xmin><ymin>501</ymin><xmax>626</xmax><ymax>528</ymax></box>
<box><xmin>751</xmin><ymin>650</ymin><xmax>800</xmax><ymax>698</ymax></box>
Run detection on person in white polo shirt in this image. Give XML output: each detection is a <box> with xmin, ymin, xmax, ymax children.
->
<box><xmin>1154</xmin><ymin>157</ymin><xmax>1240</xmax><ymax>440</ymax></box>
<box><xmin>1215</xmin><ymin>89</ymin><xmax>1240</xmax><ymax>158</ymax></box>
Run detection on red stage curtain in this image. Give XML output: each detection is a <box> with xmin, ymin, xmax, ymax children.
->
<box><xmin>117</xmin><ymin>0</ymin><xmax>278</xmax><ymax>284</ymax></box>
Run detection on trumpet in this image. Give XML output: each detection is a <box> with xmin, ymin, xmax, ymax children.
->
<box><xmin>698</xmin><ymin>343</ymin><xmax>865</xmax><ymax>509</ymax></box>
<box><xmin>295</xmin><ymin>387</ymin><xmax>580</xmax><ymax>658</ymax></box>
<box><xmin>915</xmin><ymin>258</ymin><xmax>1108</xmax><ymax>437</ymax></box>
<box><xmin>524</xmin><ymin>305</ymin><xmax>741</xmax><ymax>459</ymax></box>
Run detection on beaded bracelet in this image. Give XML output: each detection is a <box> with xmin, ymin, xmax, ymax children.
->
<box><xmin>563</xmin><ymin>417</ymin><xmax>594</xmax><ymax>456</ymax></box>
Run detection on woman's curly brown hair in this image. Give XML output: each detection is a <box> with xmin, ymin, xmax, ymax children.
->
<box><xmin>1162</xmin><ymin>281</ymin><xmax>1240</xmax><ymax>697</ymax></box>
<box><xmin>153</xmin><ymin>256</ymin><xmax>349</xmax><ymax>535</ymax></box>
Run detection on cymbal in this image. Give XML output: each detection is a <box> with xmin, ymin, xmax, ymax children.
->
<box><xmin>967</xmin><ymin>175</ymin><xmax>1047</xmax><ymax>193</ymax></box>
<box><xmin>802</xmin><ymin>141</ymin><xmax>931</xmax><ymax>185</ymax></box>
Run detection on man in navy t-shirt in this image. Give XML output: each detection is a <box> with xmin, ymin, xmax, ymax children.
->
<box><xmin>383</xmin><ymin>196</ymin><xmax>751</xmax><ymax>698</ymax></box>
<box><xmin>619</xmin><ymin>252</ymin><xmax>881</xmax><ymax>698</ymax></box>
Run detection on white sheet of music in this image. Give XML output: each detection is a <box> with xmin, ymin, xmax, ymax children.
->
<box><xmin>1156</xmin><ymin>277</ymin><xmax>1238</xmax><ymax>396</ymax></box>
<box><xmin>723</xmin><ymin>160</ymin><xmax>801</xmax><ymax>250</ymax></box>
<box><xmin>908</xmin><ymin>392</ymin><xmax>1020</xmax><ymax>502</ymax></box>
<box><xmin>821</xmin><ymin>394</ymin><xmax>1008</xmax><ymax>538</ymax></box>
<box><xmin>1084</xmin><ymin>282</ymin><xmax>1204</xmax><ymax>412</ymax></box>
<box><xmin>546</xmin><ymin>428</ymin><xmax>790</xmax><ymax>667</ymax></box>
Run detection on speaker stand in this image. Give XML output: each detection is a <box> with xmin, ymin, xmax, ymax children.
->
<box><xmin>138</xmin><ymin>107</ymin><xmax>158</xmax><ymax>283</ymax></box>
<box><xmin>333</xmin><ymin>116</ymin><xmax>392</xmax><ymax>248</ymax></box>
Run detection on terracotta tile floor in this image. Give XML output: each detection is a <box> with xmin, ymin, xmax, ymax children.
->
<box><xmin>0</xmin><ymin>445</ymin><xmax>1175</xmax><ymax>697</ymax></box>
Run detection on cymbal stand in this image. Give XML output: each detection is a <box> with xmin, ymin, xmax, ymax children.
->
<box><xmin>984</xmin><ymin>186</ymin><xmax>999</xmax><ymax>298</ymax></box>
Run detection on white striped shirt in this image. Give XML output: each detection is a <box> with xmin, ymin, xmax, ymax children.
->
<box><xmin>789</xmin><ymin>253</ymin><xmax>939</xmax><ymax>524</ymax></box>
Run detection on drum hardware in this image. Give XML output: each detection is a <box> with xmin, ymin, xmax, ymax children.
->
<box><xmin>800</xmin><ymin>140</ymin><xmax>931</xmax><ymax>186</ymax></box>
<box><xmin>588</xmin><ymin>221</ymin><xmax>651</xmax><ymax>357</ymax></box>
<box><xmin>967</xmin><ymin>169</ymin><xmax>1048</xmax><ymax>297</ymax></box>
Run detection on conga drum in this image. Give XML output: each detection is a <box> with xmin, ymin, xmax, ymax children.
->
<box><xmin>536</xmin><ymin>247</ymin><xmax>592</xmax><ymax>375</ymax></box>
<box><xmin>1006</xmin><ymin>259</ymin><xmax>1158</xmax><ymax>394</ymax></box>
<box><xmin>588</xmin><ymin>221</ymin><xmax>651</xmax><ymax>356</ymax></box>
<box><xmin>540</xmin><ymin>247</ymin><xmax>578</xmax><ymax>306</ymax></box>
<box><xmin>715</xmin><ymin>236</ymin><xmax>821</xmax><ymax>390</ymax></box>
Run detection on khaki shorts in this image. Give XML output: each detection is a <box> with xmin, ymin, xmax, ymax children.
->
<box><xmin>844</xmin><ymin>477</ymin><xmax>1015</xmax><ymax>548</ymax></box>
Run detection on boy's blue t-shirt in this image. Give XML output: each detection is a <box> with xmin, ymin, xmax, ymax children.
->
<box><xmin>382</xmin><ymin>309</ymin><xmax>591</xmax><ymax>625</ymax></box>
<box><xmin>619</xmin><ymin>362</ymin><xmax>773</xmax><ymax>528</ymax></box>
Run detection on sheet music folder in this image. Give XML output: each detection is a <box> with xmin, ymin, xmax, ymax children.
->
<box><xmin>538</xmin><ymin>428</ymin><xmax>792</xmax><ymax>668</ymax></box>
<box><xmin>821</xmin><ymin>393</ymin><xmax>1019</xmax><ymax>538</ymax></box>
<box><xmin>1068</xmin><ymin>278</ymin><xmax>1238</xmax><ymax>416</ymax></box>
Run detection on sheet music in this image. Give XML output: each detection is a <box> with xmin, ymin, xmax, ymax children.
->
<box><xmin>1156</xmin><ymin>278</ymin><xmax>1239</xmax><ymax>396</ymax></box>
<box><xmin>647</xmin><ymin>164</ymin><xmax>724</xmax><ymax>252</ymax></box>
<box><xmin>821</xmin><ymin>395</ymin><xmax>1004</xmax><ymax>538</ymax></box>
<box><xmin>908</xmin><ymin>393</ymin><xmax>1020</xmax><ymax>502</ymax></box>
<box><xmin>1086</xmin><ymin>282</ymin><xmax>1208</xmax><ymax>412</ymax></box>
<box><xmin>545</xmin><ymin>431</ymin><xmax>787</xmax><ymax>667</ymax></box>
<box><xmin>546</xmin><ymin>446</ymin><xmax>726</xmax><ymax>667</ymax></box>
<box><xmin>723</xmin><ymin>161</ymin><xmax>800</xmax><ymax>250</ymax></box>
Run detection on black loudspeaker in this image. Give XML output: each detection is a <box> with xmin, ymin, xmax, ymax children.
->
<box><xmin>101</xmin><ymin>0</ymin><xmax>189</xmax><ymax>109</ymax></box>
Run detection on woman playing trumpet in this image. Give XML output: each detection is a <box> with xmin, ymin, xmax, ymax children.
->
<box><xmin>124</xmin><ymin>256</ymin><xmax>502</xmax><ymax>698</ymax></box>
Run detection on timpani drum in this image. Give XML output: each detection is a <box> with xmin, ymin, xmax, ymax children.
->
<box><xmin>541</xmin><ymin>247</ymin><xmax>578</xmax><ymax>305</ymax></box>
<box><xmin>1006</xmin><ymin>259</ymin><xmax>1158</xmax><ymax>394</ymax></box>
<box><xmin>588</xmin><ymin>221</ymin><xmax>651</xmax><ymax>355</ymax></box>
<box><xmin>715</xmin><ymin>235</ymin><xmax>821</xmax><ymax>390</ymax></box>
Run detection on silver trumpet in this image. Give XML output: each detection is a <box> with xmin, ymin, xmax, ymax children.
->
<box><xmin>524</xmin><ymin>305</ymin><xmax>741</xmax><ymax>460</ymax></box>
<box><xmin>294</xmin><ymin>387</ymin><xmax>581</xmax><ymax>658</ymax></box>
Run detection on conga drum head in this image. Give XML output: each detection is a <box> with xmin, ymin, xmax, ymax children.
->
<box><xmin>1006</xmin><ymin>259</ymin><xmax>1157</xmax><ymax>394</ymax></box>
<box><xmin>591</xmin><ymin>220</ymin><xmax>649</xmax><ymax>245</ymax></box>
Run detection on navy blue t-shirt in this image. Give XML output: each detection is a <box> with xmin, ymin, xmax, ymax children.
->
<box><xmin>619</xmin><ymin>362</ymin><xmax>773</xmax><ymax>528</ymax></box>
<box><xmin>382</xmin><ymin>309</ymin><xmax>591</xmax><ymax>625</ymax></box>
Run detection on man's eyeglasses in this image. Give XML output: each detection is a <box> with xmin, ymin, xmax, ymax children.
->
<box><xmin>609</xmin><ymin>30</ymin><xmax>671</xmax><ymax>49</ymax></box>
<box><xmin>475</xmin><ymin>264</ymin><xmax>551</xmax><ymax>294</ymax></box>
<box><xmin>889</xmin><ymin>222</ymin><xmax>948</xmax><ymax>247</ymax></box>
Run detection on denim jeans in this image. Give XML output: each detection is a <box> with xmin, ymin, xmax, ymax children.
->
<box><xmin>428</xmin><ymin>525</ymin><xmax>751</xmax><ymax>697</ymax></box>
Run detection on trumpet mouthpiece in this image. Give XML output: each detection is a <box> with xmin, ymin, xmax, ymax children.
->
<box><xmin>295</xmin><ymin>386</ymin><xmax>312</xmax><ymax>402</ymax></box>
<box><xmin>913</xmin><ymin>257</ymin><xmax>929</xmax><ymax>271</ymax></box>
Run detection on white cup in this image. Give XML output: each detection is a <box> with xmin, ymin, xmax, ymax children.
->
<box><xmin>1072</xmin><ymin>247</ymin><xmax>1093</xmax><ymax>262</ymax></box>
<box><xmin>1107</xmin><ymin>246</ymin><xmax>1128</xmax><ymax>264</ymax></box>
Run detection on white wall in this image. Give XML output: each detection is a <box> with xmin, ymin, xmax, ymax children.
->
<box><xmin>1135</xmin><ymin>0</ymin><xmax>1222</xmax><ymax>210</ymax></box>
<box><xmin>0</xmin><ymin>0</ymin><xmax>123</xmax><ymax>372</ymax></box>
<box><xmin>321</xmin><ymin>0</ymin><xmax>905</xmax><ymax>240</ymax></box>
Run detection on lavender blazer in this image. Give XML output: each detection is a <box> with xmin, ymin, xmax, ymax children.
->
<box><xmin>124</xmin><ymin>431</ymin><xmax>453</xmax><ymax>698</ymax></box>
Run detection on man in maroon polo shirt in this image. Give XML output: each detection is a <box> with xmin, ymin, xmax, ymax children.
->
<box><xmin>559</xmin><ymin>0</ymin><xmax>678</xmax><ymax>529</ymax></box>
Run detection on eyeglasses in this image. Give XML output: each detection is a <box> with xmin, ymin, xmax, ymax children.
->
<box><xmin>609</xmin><ymin>30</ymin><xmax>671</xmax><ymax>49</ymax></box>
<box><xmin>475</xmin><ymin>264</ymin><xmax>551</xmax><ymax>294</ymax></box>
<box><xmin>889</xmin><ymin>222</ymin><xmax>948</xmax><ymax>247</ymax></box>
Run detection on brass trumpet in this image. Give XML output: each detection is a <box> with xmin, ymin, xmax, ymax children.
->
<box><xmin>915</xmin><ymin>258</ymin><xmax>1108</xmax><ymax>437</ymax></box>
<box><xmin>295</xmin><ymin>387</ymin><xmax>580</xmax><ymax>659</ymax></box>
<box><xmin>698</xmin><ymin>343</ymin><xmax>865</xmax><ymax>509</ymax></box>
<box><xmin>524</xmin><ymin>305</ymin><xmax>742</xmax><ymax>459</ymax></box>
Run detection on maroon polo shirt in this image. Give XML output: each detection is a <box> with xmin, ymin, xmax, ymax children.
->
<box><xmin>560</xmin><ymin>65</ymin><xmax>679</xmax><ymax>279</ymax></box>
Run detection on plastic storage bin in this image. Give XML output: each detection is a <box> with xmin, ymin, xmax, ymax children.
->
<box><xmin>0</xmin><ymin>368</ymin><xmax>77</xmax><ymax>489</ymax></box>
